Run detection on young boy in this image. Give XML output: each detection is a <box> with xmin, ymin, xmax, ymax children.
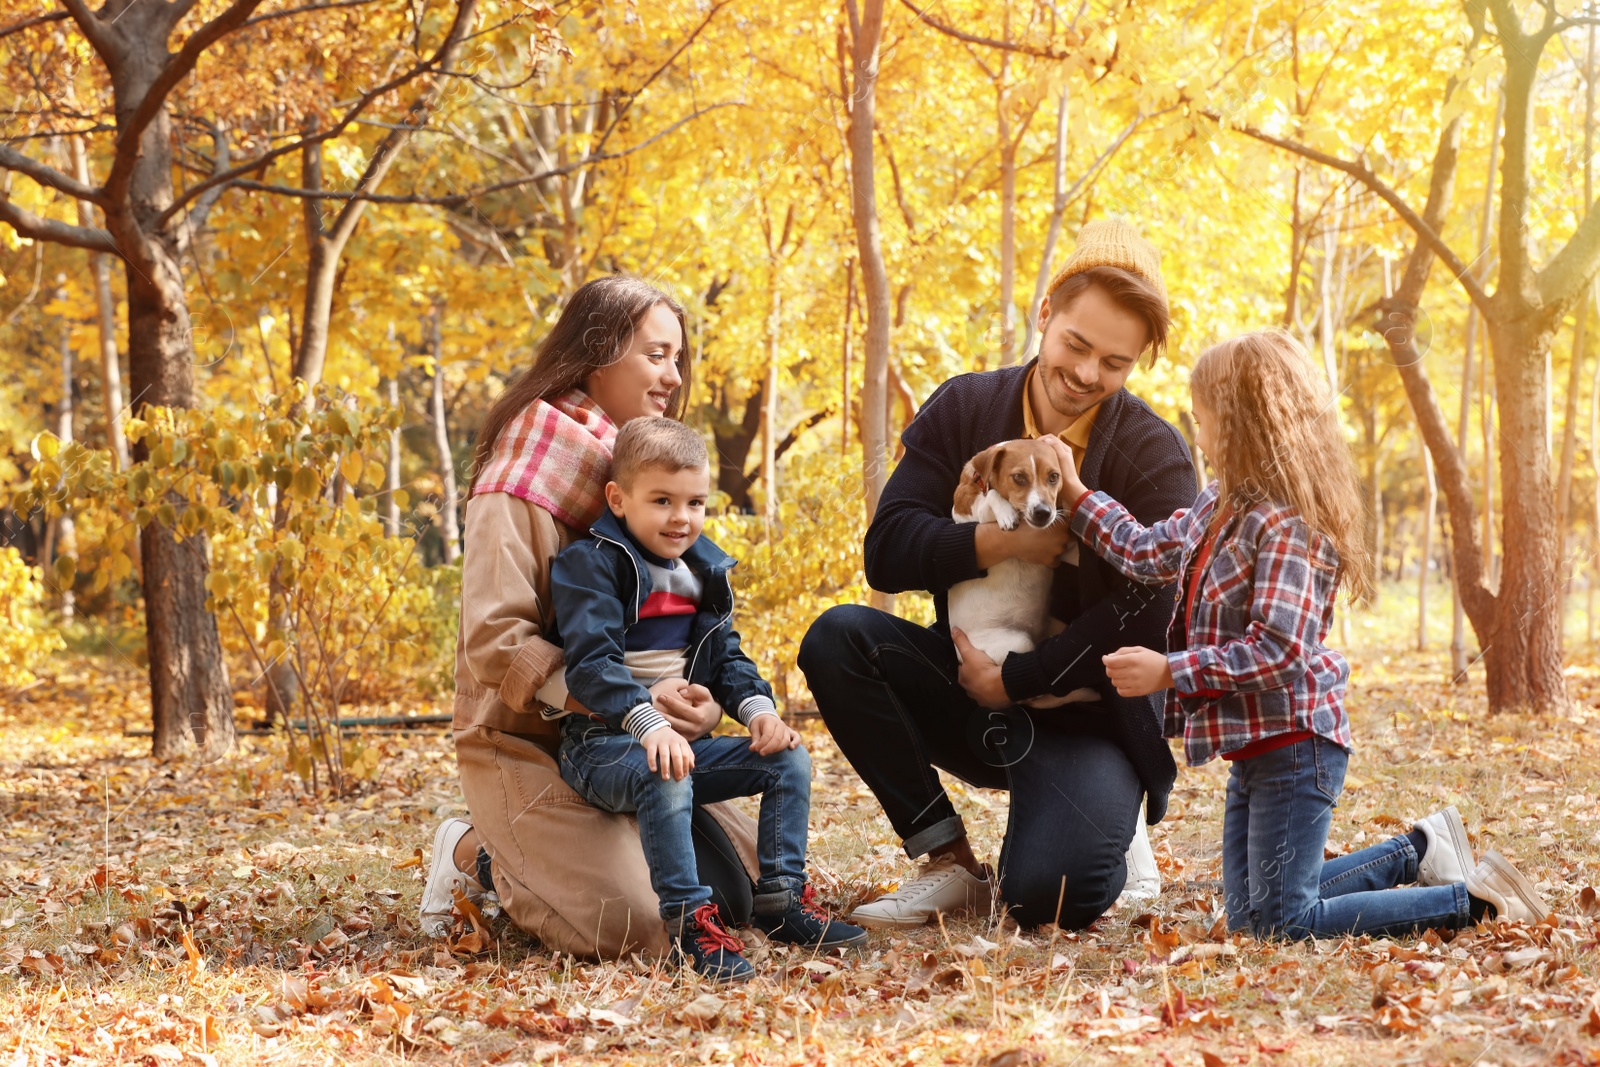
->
<box><xmin>550</xmin><ymin>417</ymin><xmax>866</xmax><ymax>982</ymax></box>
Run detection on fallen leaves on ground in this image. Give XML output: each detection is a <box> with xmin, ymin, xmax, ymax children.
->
<box><xmin>3</xmin><ymin>650</ymin><xmax>1600</xmax><ymax>1065</ymax></box>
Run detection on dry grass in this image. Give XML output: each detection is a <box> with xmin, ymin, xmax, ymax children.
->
<box><xmin>3</xmin><ymin>593</ymin><xmax>1600</xmax><ymax>1066</ymax></box>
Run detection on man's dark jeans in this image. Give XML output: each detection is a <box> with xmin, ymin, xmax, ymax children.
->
<box><xmin>799</xmin><ymin>604</ymin><xmax>1142</xmax><ymax>928</ymax></box>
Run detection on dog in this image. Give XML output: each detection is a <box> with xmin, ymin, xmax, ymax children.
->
<box><xmin>946</xmin><ymin>437</ymin><xmax>1098</xmax><ymax>706</ymax></box>
<box><xmin>946</xmin><ymin>438</ymin><xmax>1159</xmax><ymax>901</ymax></box>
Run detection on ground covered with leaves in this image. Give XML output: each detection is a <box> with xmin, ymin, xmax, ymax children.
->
<box><xmin>4</xmin><ymin>640</ymin><xmax>1600</xmax><ymax>1066</ymax></box>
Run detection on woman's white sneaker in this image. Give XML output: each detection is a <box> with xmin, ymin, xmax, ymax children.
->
<box><xmin>848</xmin><ymin>857</ymin><xmax>993</xmax><ymax>928</ymax></box>
<box><xmin>1413</xmin><ymin>805</ymin><xmax>1475</xmax><ymax>887</ymax></box>
<box><xmin>1465</xmin><ymin>850</ymin><xmax>1552</xmax><ymax>924</ymax></box>
<box><xmin>419</xmin><ymin>818</ymin><xmax>484</xmax><ymax>938</ymax></box>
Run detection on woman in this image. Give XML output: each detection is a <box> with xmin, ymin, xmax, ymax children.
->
<box><xmin>420</xmin><ymin>275</ymin><xmax>760</xmax><ymax>957</ymax></box>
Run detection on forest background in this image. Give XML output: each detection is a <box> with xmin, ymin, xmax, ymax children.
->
<box><xmin>3</xmin><ymin>0</ymin><xmax>1600</xmax><ymax>1064</ymax></box>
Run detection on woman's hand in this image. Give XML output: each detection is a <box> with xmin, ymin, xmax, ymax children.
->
<box><xmin>1101</xmin><ymin>646</ymin><xmax>1174</xmax><ymax>697</ymax></box>
<box><xmin>651</xmin><ymin>679</ymin><xmax>723</xmax><ymax>738</ymax></box>
<box><xmin>951</xmin><ymin>628</ymin><xmax>1013</xmax><ymax>710</ymax></box>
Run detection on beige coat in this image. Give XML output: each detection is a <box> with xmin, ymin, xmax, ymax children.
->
<box><xmin>452</xmin><ymin>492</ymin><xmax>759</xmax><ymax>958</ymax></box>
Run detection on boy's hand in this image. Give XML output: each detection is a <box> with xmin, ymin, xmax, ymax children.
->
<box><xmin>748</xmin><ymin>713</ymin><xmax>800</xmax><ymax>755</ymax></box>
<box><xmin>1102</xmin><ymin>646</ymin><xmax>1175</xmax><ymax>697</ymax></box>
<box><xmin>643</xmin><ymin>727</ymin><xmax>696</xmax><ymax>780</ymax></box>
<box><xmin>650</xmin><ymin>679</ymin><xmax>721</xmax><ymax>738</ymax></box>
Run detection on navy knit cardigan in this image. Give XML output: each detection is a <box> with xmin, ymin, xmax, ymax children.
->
<box><xmin>864</xmin><ymin>360</ymin><xmax>1199</xmax><ymax>823</ymax></box>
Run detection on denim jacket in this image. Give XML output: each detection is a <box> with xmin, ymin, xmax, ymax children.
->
<box><xmin>548</xmin><ymin>508</ymin><xmax>775</xmax><ymax>741</ymax></box>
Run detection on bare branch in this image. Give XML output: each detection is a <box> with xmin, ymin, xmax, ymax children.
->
<box><xmin>103</xmin><ymin>0</ymin><xmax>268</xmax><ymax>206</ymax></box>
<box><xmin>154</xmin><ymin>55</ymin><xmax>458</xmax><ymax>228</ymax></box>
<box><xmin>325</xmin><ymin>0</ymin><xmax>479</xmax><ymax>246</ymax></box>
<box><xmin>0</xmin><ymin>144</ymin><xmax>105</xmax><ymax>203</ymax></box>
<box><xmin>0</xmin><ymin>193</ymin><xmax>118</xmax><ymax>252</ymax></box>
<box><xmin>241</xmin><ymin>0</ymin><xmax>383</xmax><ymax>27</ymax></box>
<box><xmin>0</xmin><ymin>9</ymin><xmax>69</xmax><ymax>40</ymax></box>
<box><xmin>225</xmin><ymin>102</ymin><xmax>740</xmax><ymax>205</ymax></box>
<box><xmin>1224</xmin><ymin>117</ymin><xmax>1493</xmax><ymax>316</ymax></box>
<box><xmin>174</xmin><ymin>120</ymin><xmax>230</xmax><ymax>257</ymax></box>
<box><xmin>900</xmin><ymin>0</ymin><xmax>1071</xmax><ymax>59</ymax></box>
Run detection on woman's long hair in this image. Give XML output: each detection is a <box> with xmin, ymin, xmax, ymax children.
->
<box><xmin>469</xmin><ymin>275</ymin><xmax>690</xmax><ymax>492</ymax></box>
<box><xmin>1189</xmin><ymin>330</ymin><xmax>1373</xmax><ymax>602</ymax></box>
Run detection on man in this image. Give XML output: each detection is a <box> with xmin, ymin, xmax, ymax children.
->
<box><xmin>799</xmin><ymin>220</ymin><xmax>1198</xmax><ymax>929</ymax></box>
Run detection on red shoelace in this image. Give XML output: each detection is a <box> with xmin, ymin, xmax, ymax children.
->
<box><xmin>691</xmin><ymin>903</ymin><xmax>745</xmax><ymax>955</ymax></box>
<box><xmin>798</xmin><ymin>884</ymin><xmax>831</xmax><ymax>924</ymax></box>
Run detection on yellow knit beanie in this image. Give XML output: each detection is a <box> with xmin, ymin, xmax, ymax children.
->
<box><xmin>1044</xmin><ymin>218</ymin><xmax>1168</xmax><ymax>310</ymax></box>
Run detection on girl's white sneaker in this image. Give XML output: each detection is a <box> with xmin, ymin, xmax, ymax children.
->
<box><xmin>1465</xmin><ymin>850</ymin><xmax>1552</xmax><ymax>924</ymax></box>
<box><xmin>1413</xmin><ymin>805</ymin><xmax>1475</xmax><ymax>886</ymax></box>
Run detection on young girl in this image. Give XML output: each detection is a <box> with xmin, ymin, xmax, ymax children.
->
<box><xmin>1057</xmin><ymin>330</ymin><xmax>1550</xmax><ymax>939</ymax></box>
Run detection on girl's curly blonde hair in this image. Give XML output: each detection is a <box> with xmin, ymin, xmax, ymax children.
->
<box><xmin>1189</xmin><ymin>330</ymin><xmax>1373</xmax><ymax>603</ymax></box>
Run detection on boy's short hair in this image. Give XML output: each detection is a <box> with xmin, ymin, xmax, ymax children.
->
<box><xmin>611</xmin><ymin>417</ymin><xmax>709</xmax><ymax>489</ymax></box>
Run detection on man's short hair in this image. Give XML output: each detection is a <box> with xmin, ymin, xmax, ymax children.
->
<box><xmin>611</xmin><ymin>417</ymin><xmax>709</xmax><ymax>489</ymax></box>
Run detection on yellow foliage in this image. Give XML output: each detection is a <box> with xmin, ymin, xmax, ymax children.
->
<box><xmin>0</xmin><ymin>548</ymin><xmax>66</xmax><ymax>692</ymax></box>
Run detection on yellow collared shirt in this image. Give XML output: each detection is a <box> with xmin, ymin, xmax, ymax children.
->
<box><xmin>1021</xmin><ymin>365</ymin><xmax>1099</xmax><ymax>468</ymax></box>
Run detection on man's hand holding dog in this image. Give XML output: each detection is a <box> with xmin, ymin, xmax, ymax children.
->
<box><xmin>1102</xmin><ymin>646</ymin><xmax>1174</xmax><ymax>697</ymax></box>
<box><xmin>951</xmin><ymin>628</ymin><xmax>1013</xmax><ymax>709</ymax></box>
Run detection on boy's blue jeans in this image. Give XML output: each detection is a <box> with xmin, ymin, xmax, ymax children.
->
<box><xmin>559</xmin><ymin>719</ymin><xmax>812</xmax><ymax>922</ymax></box>
<box><xmin>1224</xmin><ymin>735</ymin><xmax>1471</xmax><ymax>939</ymax></box>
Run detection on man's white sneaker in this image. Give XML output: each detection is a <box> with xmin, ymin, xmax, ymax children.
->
<box><xmin>1413</xmin><ymin>805</ymin><xmax>1474</xmax><ymax>887</ymax></box>
<box><xmin>1119</xmin><ymin>814</ymin><xmax>1161</xmax><ymax>904</ymax></box>
<box><xmin>419</xmin><ymin>817</ymin><xmax>484</xmax><ymax>938</ymax></box>
<box><xmin>1465</xmin><ymin>850</ymin><xmax>1552</xmax><ymax>925</ymax></box>
<box><xmin>848</xmin><ymin>857</ymin><xmax>994</xmax><ymax>929</ymax></box>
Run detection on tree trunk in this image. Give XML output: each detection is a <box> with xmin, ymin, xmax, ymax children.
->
<box><xmin>846</xmin><ymin>0</ymin><xmax>893</xmax><ymax>613</ymax></box>
<box><xmin>841</xmin><ymin>257</ymin><xmax>855</xmax><ymax>457</ymax></box>
<box><xmin>1484</xmin><ymin>318</ymin><xmax>1566</xmax><ymax>711</ymax></box>
<box><xmin>69</xmin><ymin>136</ymin><xmax>130</xmax><ymax>473</ymax></box>
<box><xmin>107</xmin><ymin>53</ymin><xmax>234</xmax><ymax>761</ymax></box>
<box><xmin>997</xmin><ymin>85</ymin><xmax>1018</xmax><ymax>367</ymax></box>
<box><xmin>1418</xmin><ymin>438</ymin><xmax>1435</xmax><ymax>650</ymax></box>
<box><xmin>714</xmin><ymin>384</ymin><xmax>762</xmax><ymax>511</ymax></box>
<box><xmin>427</xmin><ymin>307</ymin><xmax>461</xmax><ymax>563</ymax></box>
<box><xmin>385</xmin><ymin>374</ymin><xmax>402</xmax><ymax>537</ymax></box>
<box><xmin>761</xmin><ymin>280</ymin><xmax>781</xmax><ymax>531</ymax></box>
<box><xmin>1029</xmin><ymin>82</ymin><xmax>1072</xmax><ymax>345</ymax></box>
<box><xmin>52</xmin><ymin>298</ymin><xmax>77</xmax><ymax>619</ymax></box>
<box><xmin>847</xmin><ymin>0</ymin><xmax>890</xmax><ymax>516</ymax></box>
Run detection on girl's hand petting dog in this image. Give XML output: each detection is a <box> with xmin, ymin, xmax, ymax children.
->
<box><xmin>643</xmin><ymin>726</ymin><xmax>696</xmax><ymax>780</ymax></box>
<box><xmin>1042</xmin><ymin>434</ymin><xmax>1087</xmax><ymax>502</ymax></box>
<box><xmin>748</xmin><ymin>712</ymin><xmax>801</xmax><ymax>755</ymax></box>
<box><xmin>1102</xmin><ymin>646</ymin><xmax>1175</xmax><ymax>697</ymax></box>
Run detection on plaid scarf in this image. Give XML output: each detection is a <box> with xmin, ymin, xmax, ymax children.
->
<box><xmin>471</xmin><ymin>388</ymin><xmax>617</xmax><ymax>530</ymax></box>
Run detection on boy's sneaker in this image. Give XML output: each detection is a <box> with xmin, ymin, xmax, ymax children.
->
<box><xmin>1413</xmin><ymin>805</ymin><xmax>1475</xmax><ymax>887</ymax></box>
<box><xmin>671</xmin><ymin>903</ymin><xmax>754</xmax><ymax>984</ymax></box>
<box><xmin>753</xmin><ymin>884</ymin><xmax>869</xmax><ymax>947</ymax></box>
<box><xmin>420</xmin><ymin>818</ymin><xmax>484</xmax><ymax>938</ymax></box>
<box><xmin>1465</xmin><ymin>850</ymin><xmax>1552</xmax><ymax>925</ymax></box>
<box><xmin>848</xmin><ymin>856</ymin><xmax>994</xmax><ymax>929</ymax></box>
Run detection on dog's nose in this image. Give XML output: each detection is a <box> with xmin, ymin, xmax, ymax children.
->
<box><xmin>1027</xmin><ymin>504</ymin><xmax>1054</xmax><ymax>527</ymax></box>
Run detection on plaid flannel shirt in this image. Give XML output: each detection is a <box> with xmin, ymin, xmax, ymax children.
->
<box><xmin>1070</xmin><ymin>483</ymin><xmax>1352</xmax><ymax>766</ymax></box>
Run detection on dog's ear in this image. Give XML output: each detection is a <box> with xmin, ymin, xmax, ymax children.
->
<box><xmin>964</xmin><ymin>443</ymin><xmax>1003</xmax><ymax>491</ymax></box>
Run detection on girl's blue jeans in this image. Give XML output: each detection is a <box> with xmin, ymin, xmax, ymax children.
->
<box><xmin>558</xmin><ymin>720</ymin><xmax>812</xmax><ymax>922</ymax></box>
<box><xmin>1223</xmin><ymin>735</ymin><xmax>1471</xmax><ymax>939</ymax></box>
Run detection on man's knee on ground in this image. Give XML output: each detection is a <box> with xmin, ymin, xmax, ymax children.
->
<box><xmin>1001</xmin><ymin>855</ymin><xmax>1126</xmax><ymax>929</ymax></box>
